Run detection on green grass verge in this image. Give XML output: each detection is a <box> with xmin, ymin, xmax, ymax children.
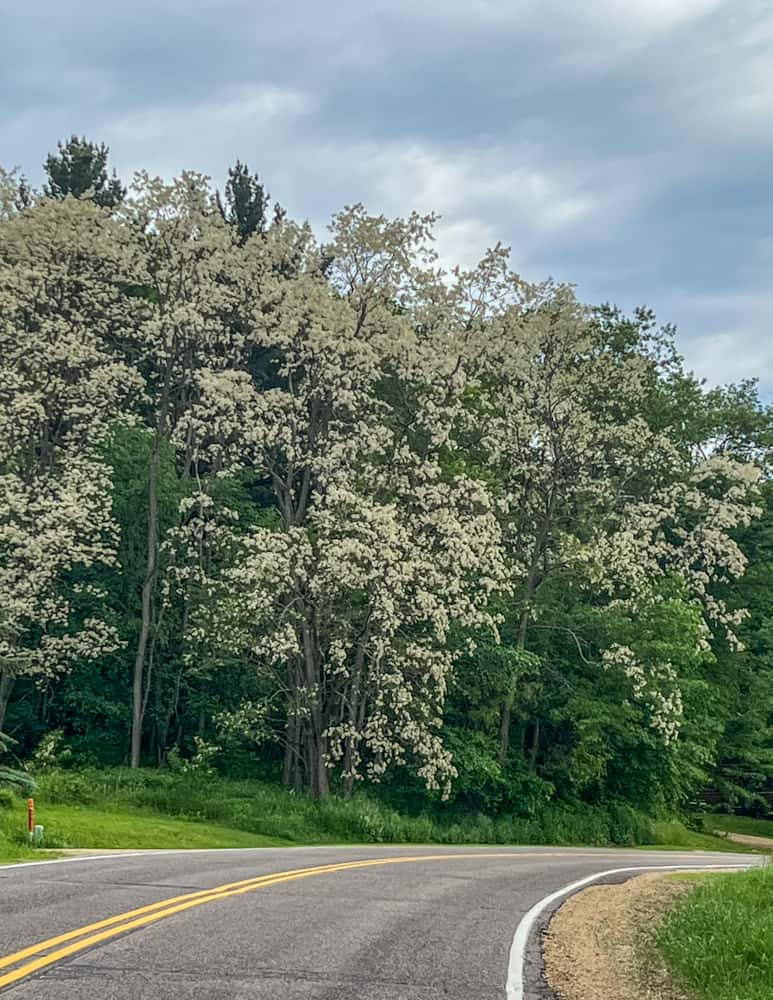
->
<box><xmin>0</xmin><ymin>768</ymin><xmax>764</xmax><ymax>859</ymax></box>
<box><xmin>0</xmin><ymin>834</ymin><xmax>36</xmax><ymax>864</ymax></box>
<box><xmin>658</xmin><ymin>865</ymin><xmax>773</xmax><ymax>1000</ymax></box>
<box><xmin>646</xmin><ymin>819</ymin><xmax>767</xmax><ymax>855</ymax></box>
<box><xmin>1</xmin><ymin>803</ymin><xmax>290</xmax><ymax>852</ymax></box>
<box><xmin>698</xmin><ymin>813</ymin><xmax>773</xmax><ymax>840</ymax></box>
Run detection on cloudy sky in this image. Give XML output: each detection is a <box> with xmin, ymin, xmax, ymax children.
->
<box><xmin>3</xmin><ymin>0</ymin><xmax>772</xmax><ymax>390</ymax></box>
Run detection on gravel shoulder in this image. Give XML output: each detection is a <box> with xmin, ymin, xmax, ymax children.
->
<box><xmin>542</xmin><ymin>873</ymin><xmax>696</xmax><ymax>1000</ymax></box>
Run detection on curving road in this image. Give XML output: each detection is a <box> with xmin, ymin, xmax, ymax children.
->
<box><xmin>0</xmin><ymin>846</ymin><xmax>757</xmax><ymax>999</ymax></box>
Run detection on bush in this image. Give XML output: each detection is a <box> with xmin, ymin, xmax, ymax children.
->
<box><xmin>24</xmin><ymin>766</ymin><xmax>661</xmax><ymax>848</ymax></box>
<box><xmin>0</xmin><ymin>787</ymin><xmax>18</xmax><ymax>810</ymax></box>
<box><xmin>0</xmin><ymin>765</ymin><xmax>35</xmax><ymax>795</ymax></box>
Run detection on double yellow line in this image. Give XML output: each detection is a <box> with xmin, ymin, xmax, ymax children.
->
<box><xmin>0</xmin><ymin>851</ymin><xmax>541</xmax><ymax>991</ymax></box>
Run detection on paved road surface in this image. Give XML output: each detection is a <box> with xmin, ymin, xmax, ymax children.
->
<box><xmin>0</xmin><ymin>845</ymin><xmax>757</xmax><ymax>999</ymax></box>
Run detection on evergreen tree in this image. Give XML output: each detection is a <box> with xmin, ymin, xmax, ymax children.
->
<box><xmin>216</xmin><ymin>160</ymin><xmax>269</xmax><ymax>242</ymax></box>
<box><xmin>44</xmin><ymin>135</ymin><xmax>126</xmax><ymax>208</ymax></box>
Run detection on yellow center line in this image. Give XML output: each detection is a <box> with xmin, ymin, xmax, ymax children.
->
<box><xmin>0</xmin><ymin>851</ymin><xmax>595</xmax><ymax>991</ymax></box>
<box><xmin>0</xmin><ymin>859</ymin><xmax>369</xmax><ymax>971</ymax></box>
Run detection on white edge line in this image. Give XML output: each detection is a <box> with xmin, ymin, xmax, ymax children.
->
<box><xmin>0</xmin><ymin>845</ymin><xmax>759</xmax><ymax>874</ymax></box>
<box><xmin>0</xmin><ymin>844</ymin><xmax>751</xmax><ymax>876</ymax></box>
<box><xmin>505</xmin><ymin>862</ymin><xmax>757</xmax><ymax>1000</ymax></box>
<box><xmin>0</xmin><ymin>852</ymin><xmax>151</xmax><ymax>872</ymax></box>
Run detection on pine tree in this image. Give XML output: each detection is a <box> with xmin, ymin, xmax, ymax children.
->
<box><xmin>44</xmin><ymin>135</ymin><xmax>126</xmax><ymax>208</ymax></box>
<box><xmin>216</xmin><ymin>161</ymin><xmax>269</xmax><ymax>242</ymax></box>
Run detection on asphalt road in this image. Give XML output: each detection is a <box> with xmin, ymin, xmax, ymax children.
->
<box><xmin>0</xmin><ymin>845</ymin><xmax>757</xmax><ymax>1000</ymax></box>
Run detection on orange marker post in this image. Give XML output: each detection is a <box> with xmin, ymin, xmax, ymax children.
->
<box><xmin>27</xmin><ymin>798</ymin><xmax>34</xmax><ymax>843</ymax></box>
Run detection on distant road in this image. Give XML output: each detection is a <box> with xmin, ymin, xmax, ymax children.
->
<box><xmin>0</xmin><ymin>846</ymin><xmax>758</xmax><ymax>999</ymax></box>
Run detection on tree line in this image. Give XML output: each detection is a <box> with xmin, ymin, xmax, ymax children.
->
<box><xmin>1</xmin><ymin>136</ymin><xmax>771</xmax><ymax>814</ymax></box>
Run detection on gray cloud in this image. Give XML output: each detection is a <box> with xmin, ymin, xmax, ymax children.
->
<box><xmin>2</xmin><ymin>0</ymin><xmax>771</xmax><ymax>392</ymax></box>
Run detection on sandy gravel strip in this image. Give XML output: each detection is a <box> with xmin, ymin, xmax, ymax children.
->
<box><xmin>542</xmin><ymin>871</ymin><xmax>730</xmax><ymax>999</ymax></box>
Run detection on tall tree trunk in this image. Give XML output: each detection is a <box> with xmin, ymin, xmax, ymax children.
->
<box><xmin>311</xmin><ymin>732</ymin><xmax>330</xmax><ymax>799</ymax></box>
<box><xmin>529</xmin><ymin>717</ymin><xmax>540</xmax><ymax>772</ymax></box>
<box><xmin>283</xmin><ymin>663</ymin><xmax>302</xmax><ymax>789</ymax></box>
<box><xmin>131</xmin><ymin>438</ymin><xmax>161</xmax><ymax>768</ymax></box>
<box><xmin>300</xmin><ymin>617</ymin><xmax>330</xmax><ymax>799</ymax></box>
<box><xmin>0</xmin><ymin>671</ymin><xmax>14</xmax><ymax>732</ymax></box>
<box><xmin>342</xmin><ymin>642</ymin><xmax>367</xmax><ymax>799</ymax></box>
<box><xmin>499</xmin><ymin>490</ymin><xmax>557</xmax><ymax>763</ymax></box>
<box><xmin>499</xmin><ymin>602</ymin><xmax>532</xmax><ymax>764</ymax></box>
<box><xmin>282</xmin><ymin>711</ymin><xmax>299</xmax><ymax>788</ymax></box>
<box><xmin>306</xmin><ymin>702</ymin><xmax>330</xmax><ymax>798</ymax></box>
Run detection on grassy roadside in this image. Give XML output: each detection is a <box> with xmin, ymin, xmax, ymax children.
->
<box><xmin>657</xmin><ymin>865</ymin><xmax>773</xmax><ymax>1000</ymax></box>
<box><xmin>1</xmin><ymin>767</ymin><xmax>768</xmax><ymax>863</ymax></box>
<box><xmin>1</xmin><ymin>803</ymin><xmax>290</xmax><ymax>856</ymax></box>
<box><xmin>698</xmin><ymin>812</ymin><xmax>773</xmax><ymax>840</ymax></box>
<box><xmin>644</xmin><ymin>819</ymin><xmax>766</xmax><ymax>855</ymax></box>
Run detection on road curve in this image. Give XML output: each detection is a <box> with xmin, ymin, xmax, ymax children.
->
<box><xmin>0</xmin><ymin>845</ymin><xmax>758</xmax><ymax>999</ymax></box>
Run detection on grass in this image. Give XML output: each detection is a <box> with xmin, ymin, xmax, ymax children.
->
<box><xmin>658</xmin><ymin>865</ymin><xmax>773</xmax><ymax>1000</ymax></box>
<box><xmin>663</xmin><ymin>871</ymin><xmax>714</xmax><ymax>884</ymax></box>
<box><xmin>12</xmin><ymin>767</ymin><xmax>666</xmax><ymax>847</ymax></box>
<box><xmin>0</xmin><ymin>768</ymin><xmax>765</xmax><ymax>862</ymax></box>
<box><xmin>0</xmin><ymin>833</ymin><xmax>36</xmax><ymax>864</ymax></box>
<box><xmin>1</xmin><ymin>803</ymin><xmax>290</xmax><ymax>853</ymax></box>
<box><xmin>646</xmin><ymin>819</ymin><xmax>768</xmax><ymax>855</ymax></box>
<box><xmin>698</xmin><ymin>813</ymin><xmax>773</xmax><ymax>841</ymax></box>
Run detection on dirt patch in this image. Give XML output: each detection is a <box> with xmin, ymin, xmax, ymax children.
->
<box><xmin>714</xmin><ymin>831</ymin><xmax>773</xmax><ymax>849</ymax></box>
<box><xmin>543</xmin><ymin>873</ymin><xmax>694</xmax><ymax>1000</ymax></box>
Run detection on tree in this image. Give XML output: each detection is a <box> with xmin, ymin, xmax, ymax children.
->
<box><xmin>216</xmin><ymin>161</ymin><xmax>269</xmax><ymax>243</ymax></box>
<box><xmin>463</xmin><ymin>284</ymin><xmax>762</xmax><ymax>771</ymax></box>
<box><xmin>0</xmin><ymin>195</ymin><xmax>141</xmax><ymax>730</ymax></box>
<box><xmin>44</xmin><ymin>135</ymin><xmax>125</xmax><ymax>208</ymax></box>
<box><xmin>3</xmin><ymin>141</ymin><xmax>769</xmax><ymax>823</ymax></box>
<box><xmin>122</xmin><ymin>171</ymin><xmax>251</xmax><ymax>767</ymax></box>
<box><xmin>0</xmin><ymin>166</ymin><xmax>32</xmax><ymax>220</ymax></box>
<box><xmin>467</xmin><ymin>282</ymin><xmax>675</xmax><ymax>760</ymax></box>
<box><xmin>0</xmin><ymin>729</ymin><xmax>35</xmax><ymax>792</ymax></box>
<box><xmin>179</xmin><ymin>206</ymin><xmax>509</xmax><ymax>797</ymax></box>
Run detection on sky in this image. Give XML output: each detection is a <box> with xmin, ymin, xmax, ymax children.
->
<box><xmin>3</xmin><ymin>0</ymin><xmax>772</xmax><ymax>391</ymax></box>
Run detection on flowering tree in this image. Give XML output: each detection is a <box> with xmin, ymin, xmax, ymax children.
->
<box><xmin>2</xmin><ymin>141</ymin><xmax>766</xmax><ymax>817</ymax></box>
<box><xmin>0</xmin><ymin>166</ymin><xmax>31</xmax><ymax>221</ymax></box>
<box><xmin>180</xmin><ymin>207</ymin><xmax>508</xmax><ymax>797</ymax></box>
<box><xmin>120</xmin><ymin>171</ymin><xmax>253</xmax><ymax>767</ymax></box>
<box><xmin>464</xmin><ymin>271</ymin><xmax>763</xmax><ymax>759</ymax></box>
<box><xmin>0</xmin><ymin>195</ymin><xmax>140</xmax><ymax>729</ymax></box>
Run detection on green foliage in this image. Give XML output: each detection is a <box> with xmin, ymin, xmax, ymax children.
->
<box><xmin>21</xmin><ymin>767</ymin><xmax>665</xmax><ymax>848</ymax></box>
<box><xmin>0</xmin><ymin>786</ymin><xmax>18</xmax><ymax>809</ymax></box>
<box><xmin>3</xmin><ymin>143</ymin><xmax>772</xmax><ymax>831</ymax></box>
<box><xmin>28</xmin><ymin>730</ymin><xmax>72</xmax><ymax>772</ymax></box>
<box><xmin>658</xmin><ymin>866</ymin><xmax>773</xmax><ymax>1000</ymax></box>
<box><xmin>0</xmin><ymin>764</ymin><xmax>35</xmax><ymax>794</ymax></box>
<box><xmin>0</xmin><ymin>731</ymin><xmax>35</xmax><ymax>793</ymax></box>
<box><xmin>43</xmin><ymin>134</ymin><xmax>125</xmax><ymax>207</ymax></box>
<box><xmin>216</xmin><ymin>160</ymin><xmax>270</xmax><ymax>242</ymax></box>
<box><xmin>708</xmin><ymin>480</ymin><xmax>773</xmax><ymax>810</ymax></box>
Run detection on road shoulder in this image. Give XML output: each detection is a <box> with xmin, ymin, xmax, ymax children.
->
<box><xmin>541</xmin><ymin>872</ymin><xmax>695</xmax><ymax>999</ymax></box>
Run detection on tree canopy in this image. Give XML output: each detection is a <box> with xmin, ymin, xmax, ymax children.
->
<box><xmin>1</xmin><ymin>140</ymin><xmax>771</xmax><ymax>819</ymax></box>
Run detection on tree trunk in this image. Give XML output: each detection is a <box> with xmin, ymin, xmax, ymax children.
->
<box><xmin>499</xmin><ymin>603</ymin><xmax>532</xmax><ymax>764</ymax></box>
<box><xmin>282</xmin><ymin>711</ymin><xmax>298</xmax><ymax>788</ymax></box>
<box><xmin>529</xmin><ymin>717</ymin><xmax>540</xmax><ymax>772</ymax></box>
<box><xmin>311</xmin><ymin>732</ymin><xmax>330</xmax><ymax>799</ymax></box>
<box><xmin>499</xmin><ymin>490</ymin><xmax>556</xmax><ymax>763</ymax></box>
<box><xmin>342</xmin><ymin>642</ymin><xmax>367</xmax><ymax>799</ymax></box>
<box><xmin>0</xmin><ymin>671</ymin><xmax>14</xmax><ymax>732</ymax></box>
<box><xmin>300</xmin><ymin>617</ymin><xmax>330</xmax><ymax>799</ymax></box>
<box><xmin>130</xmin><ymin>438</ymin><xmax>161</xmax><ymax>768</ymax></box>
